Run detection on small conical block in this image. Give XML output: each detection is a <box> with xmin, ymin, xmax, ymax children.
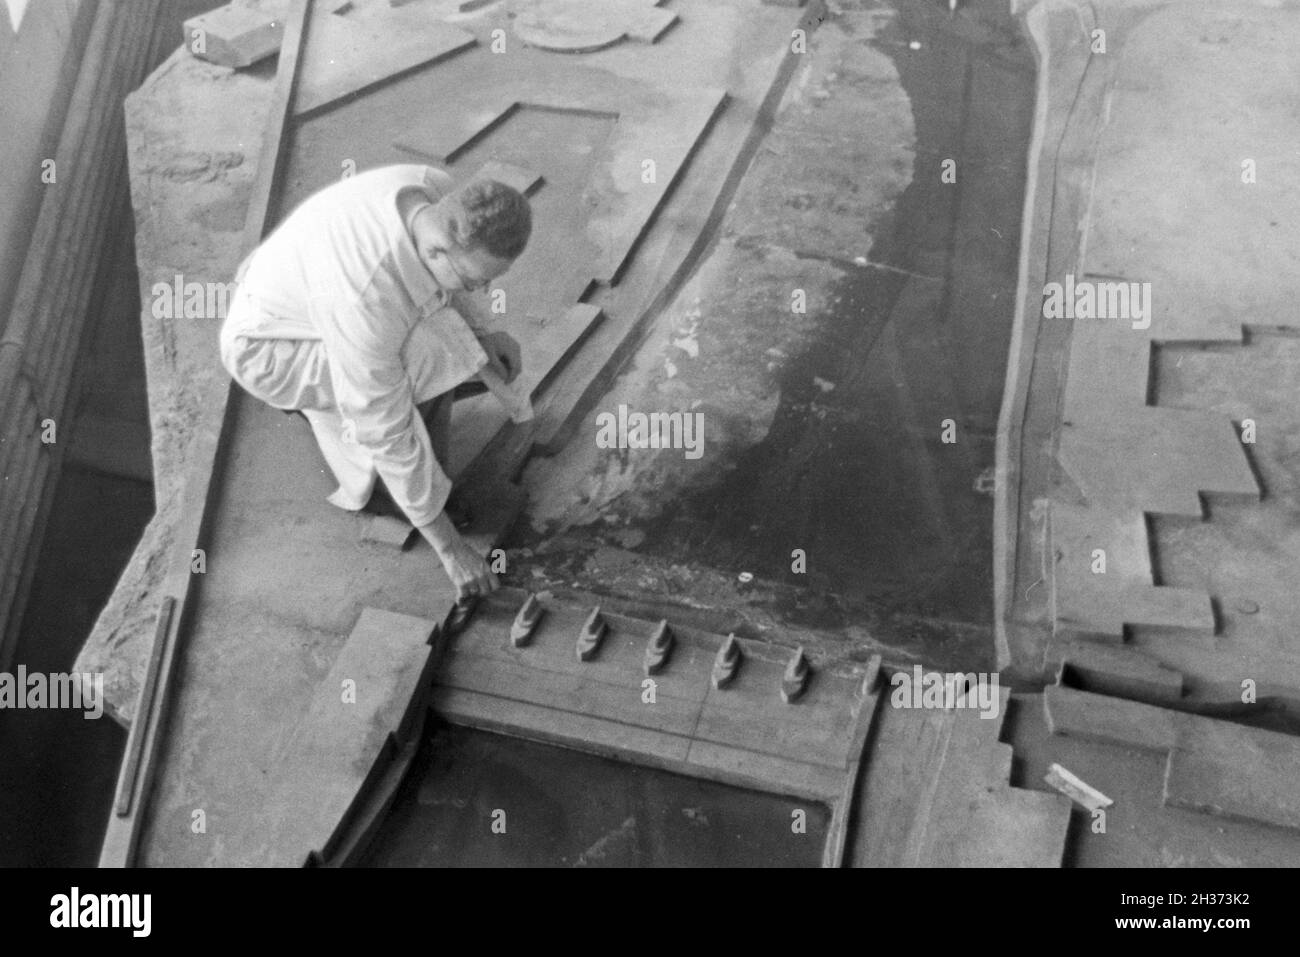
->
<box><xmin>576</xmin><ymin>606</ymin><xmax>607</xmax><ymax>661</ymax></box>
<box><xmin>446</xmin><ymin>596</ymin><xmax>478</xmax><ymax>636</ymax></box>
<box><xmin>712</xmin><ymin>634</ymin><xmax>742</xmax><ymax>689</ymax></box>
<box><xmin>781</xmin><ymin>646</ymin><xmax>811</xmax><ymax>703</ymax></box>
<box><xmin>643</xmin><ymin>620</ymin><xmax>674</xmax><ymax>675</ymax></box>
<box><xmin>510</xmin><ymin>593</ymin><xmax>544</xmax><ymax>647</ymax></box>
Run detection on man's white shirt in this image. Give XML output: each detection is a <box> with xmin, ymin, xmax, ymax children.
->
<box><xmin>223</xmin><ymin>164</ymin><xmax>489</xmax><ymax>526</ymax></box>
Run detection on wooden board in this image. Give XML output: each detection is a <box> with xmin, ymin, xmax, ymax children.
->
<box><xmin>449</xmin><ymin>304</ymin><xmax>605</xmax><ymax>477</ymax></box>
<box><xmin>312</xmin><ymin>731</ymin><xmax>423</xmax><ymax>867</ymax></box>
<box><xmin>1058</xmin><ymin>409</ymin><xmax>1258</xmax><ymax>517</ymax></box>
<box><xmin>1080</xmin><ymin>5</ymin><xmax>1300</xmax><ymax>343</ymax></box>
<box><xmin>1061</xmin><ymin>320</ymin><xmax>1151</xmax><ymax>423</ymax></box>
<box><xmin>184</xmin><ymin>3</ymin><xmax>286</xmax><ymax>69</ymax></box>
<box><xmin>993</xmin><ymin>0</ymin><xmax>1118</xmax><ymax>670</ymax></box>
<box><xmin>256</xmin><ymin>607</ymin><xmax>438</xmax><ymax>864</ymax></box>
<box><xmin>393</xmin><ymin>84</ymin><xmax>725</xmax><ymax>283</ymax></box>
<box><xmin>512</xmin><ymin>0</ymin><xmax>676</xmax><ymax>53</ymax></box>
<box><xmin>585</xmin><ymin>90</ymin><xmax>725</xmax><ymax>283</ymax></box>
<box><xmin>295</xmin><ymin>4</ymin><xmax>476</xmax><ymax>118</ymax></box>
<box><xmin>823</xmin><ymin>659</ymin><xmax>879</xmax><ymax>868</ymax></box>
<box><xmin>1043</xmin><ymin>685</ymin><xmax>1177</xmax><ymax>752</ymax></box>
<box><xmin>433</xmin><ymin>589</ymin><xmax>870</xmax><ymax>798</ymax></box>
<box><xmin>1165</xmin><ymin>722</ymin><xmax>1300</xmax><ymax>833</ymax></box>
<box><xmin>849</xmin><ymin>689</ymin><xmax>1069</xmax><ymax>867</ymax></box>
<box><xmin>433</xmin><ymin>686</ymin><xmax>846</xmax><ymax>802</ymax></box>
<box><xmin>392</xmin><ymin>96</ymin><xmax>519</xmax><ymax>164</ymax></box>
<box><xmin>1009</xmin><ymin>690</ymin><xmax>1300</xmax><ymax>867</ymax></box>
<box><xmin>1048</xmin><ymin>639</ymin><xmax>1184</xmax><ymax>704</ymax></box>
<box><xmin>1046</xmin><ymin>685</ymin><xmax>1300</xmax><ymax>833</ymax></box>
<box><xmin>1049</xmin><ymin>501</ymin><xmax>1215</xmax><ymax>641</ymax></box>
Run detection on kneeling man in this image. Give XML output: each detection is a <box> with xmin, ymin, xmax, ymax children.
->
<box><xmin>220</xmin><ymin>165</ymin><xmax>531</xmax><ymax>600</ymax></box>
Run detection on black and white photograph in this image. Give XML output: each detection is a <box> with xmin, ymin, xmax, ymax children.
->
<box><xmin>0</xmin><ymin>0</ymin><xmax>1288</xmax><ymax>927</ymax></box>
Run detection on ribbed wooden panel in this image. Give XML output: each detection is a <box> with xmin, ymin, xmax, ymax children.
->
<box><xmin>0</xmin><ymin>0</ymin><xmax>162</xmax><ymax>666</ymax></box>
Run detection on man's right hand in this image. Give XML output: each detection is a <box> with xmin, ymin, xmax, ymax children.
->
<box><xmin>419</xmin><ymin>511</ymin><xmax>498</xmax><ymax>599</ymax></box>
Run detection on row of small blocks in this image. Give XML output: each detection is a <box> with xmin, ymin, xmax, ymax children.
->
<box><xmin>507</xmin><ymin>593</ymin><xmax>812</xmax><ymax>703</ymax></box>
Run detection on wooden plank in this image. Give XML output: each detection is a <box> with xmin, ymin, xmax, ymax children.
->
<box><xmin>1050</xmin><ymin>501</ymin><xmax>1215</xmax><ymax>641</ymax></box>
<box><xmin>694</xmin><ymin>659</ymin><xmax>859</xmax><ymax>770</ymax></box>
<box><xmin>917</xmin><ymin>785</ymin><xmax>1069</xmax><ymax>867</ymax></box>
<box><xmin>1062</xmin><ymin>321</ymin><xmax>1151</xmax><ymax>423</ymax></box>
<box><xmin>360</xmin><ymin>513</ymin><xmax>415</xmax><ymax>548</ymax></box>
<box><xmin>439</xmin><ymin>646</ymin><xmax>707</xmax><ymax>740</ymax></box>
<box><xmin>432</xmin><ymin>685</ymin><xmax>841</xmax><ymax>801</ymax></box>
<box><xmin>850</xmin><ymin>704</ymin><xmax>959</xmax><ymax>867</ymax></box>
<box><xmin>1049</xmin><ymin>639</ymin><xmax>1184</xmax><ymax>703</ymax></box>
<box><xmin>582</xmin><ymin>90</ymin><xmax>726</xmax><ymax>284</ymax></box>
<box><xmin>1058</xmin><ymin>410</ymin><xmax>1259</xmax><ymax>517</ymax></box>
<box><xmin>392</xmin><ymin>98</ymin><xmax>517</xmax><ymax>165</ymax></box>
<box><xmin>1165</xmin><ymin>719</ymin><xmax>1300</xmax><ymax>832</ymax></box>
<box><xmin>682</xmin><ymin>740</ymin><xmax>842</xmax><ymax>802</ymax></box>
<box><xmin>910</xmin><ymin>689</ymin><xmax>1069</xmax><ymax>867</ymax></box>
<box><xmin>440</xmin><ymin>592</ymin><xmax>861</xmax><ymax>768</ymax></box>
<box><xmin>111</xmin><ymin>598</ymin><xmax>174</xmax><ymax>818</ymax></box>
<box><xmin>994</xmin><ymin>0</ymin><xmax>1124</xmax><ymax>671</ymax></box>
<box><xmin>512</xmin><ymin>0</ymin><xmax>677</xmax><ymax>53</ymax></box>
<box><xmin>1047</xmin><ymin>686</ymin><xmax>1300</xmax><ymax>832</ymax></box>
<box><xmin>1080</xmin><ymin>8</ymin><xmax>1300</xmax><ymax>345</ymax></box>
<box><xmin>99</xmin><ymin>0</ymin><xmax>314</xmax><ymax>869</ymax></box>
<box><xmin>295</xmin><ymin>5</ymin><xmax>476</xmax><ymax>118</ymax></box>
<box><xmin>184</xmin><ymin>3</ymin><xmax>286</xmax><ymax>69</ymax></box>
<box><xmin>313</xmin><ymin>731</ymin><xmax>422</xmax><ymax>866</ymax></box>
<box><xmin>1045</xmin><ymin>762</ymin><xmax>1114</xmax><ymax>811</ymax></box>
<box><xmin>824</xmin><ymin>658</ymin><xmax>879</xmax><ymax>868</ymax></box>
<box><xmin>1055</xmin><ymin>578</ymin><xmax>1215</xmax><ymax>642</ymax></box>
<box><xmin>1042</xmin><ymin>685</ymin><xmax>1177</xmax><ymax>753</ymax></box>
<box><xmin>396</xmin><ymin>84</ymin><xmax>724</xmax><ymax>285</ymax></box>
<box><xmin>316</xmin><ymin>610</ymin><xmax>456</xmax><ymax>867</ymax></box>
<box><xmin>433</xmin><ymin>684</ymin><xmax>694</xmax><ymax>766</ymax></box>
<box><xmin>407</xmin><ymin>42</ymin><xmax>788</xmax><ymax>469</ymax></box>
<box><xmin>449</xmin><ymin>303</ymin><xmax>605</xmax><ymax>472</ymax></box>
<box><xmin>257</xmin><ymin>607</ymin><xmax>437</xmax><ymax>865</ymax></box>
<box><xmin>525</xmin><ymin>304</ymin><xmax>606</xmax><ymax>399</ymax></box>
<box><xmin>183</xmin><ymin>0</ymin><xmax>367</xmax><ymax>70</ymax></box>
<box><xmin>244</xmin><ymin>6</ymin><xmax>311</xmax><ymax>247</ymax></box>
<box><xmin>851</xmin><ymin>686</ymin><xmax>1068</xmax><ymax>868</ymax></box>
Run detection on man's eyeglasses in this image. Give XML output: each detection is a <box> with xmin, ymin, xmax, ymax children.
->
<box><xmin>439</xmin><ymin>248</ymin><xmax>490</xmax><ymax>292</ymax></box>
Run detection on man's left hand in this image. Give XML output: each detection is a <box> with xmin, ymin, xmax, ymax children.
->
<box><xmin>478</xmin><ymin>331</ymin><xmax>523</xmax><ymax>385</ymax></box>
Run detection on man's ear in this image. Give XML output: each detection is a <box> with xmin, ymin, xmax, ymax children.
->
<box><xmin>418</xmin><ymin>205</ymin><xmax>457</xmax><ymax>251</ymax></box>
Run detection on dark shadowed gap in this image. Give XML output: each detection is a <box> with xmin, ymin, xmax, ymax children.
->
<box><xmin>360</xmin><ymin>720</ymin><xmax>829</xmax><ymax>867</ymax></box>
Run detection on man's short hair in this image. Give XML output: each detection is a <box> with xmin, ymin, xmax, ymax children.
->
<box><xmin>436</xmin><ymin>179</ymin><xmax>532</xmax><ymax>260</ymax></box>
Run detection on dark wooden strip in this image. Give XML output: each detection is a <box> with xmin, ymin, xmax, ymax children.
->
<box><xmin>112</xmin><ymin>597</ymin><xmax>174</xmax><ymax>817</ymax></box>
<box><xmin>823</xmin><ymin>658</ymin><xmax>881</xmax><ymax>868</ymax></box>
